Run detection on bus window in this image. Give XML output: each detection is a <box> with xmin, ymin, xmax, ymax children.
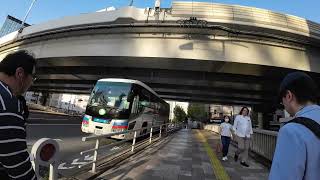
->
<box><xmin>128</xmin><ymin>121</ymin><xmax>136</xmax><ymax>130</ymax></box>
<box><xmin>137</xmin><ymin>87</ymin><xmax>150</xmax><ymax>112</ymax></box>
<box><xmin>86</xmin><ymin>82</ymin><xmax>132</xmax><ymax>119</ymax></box>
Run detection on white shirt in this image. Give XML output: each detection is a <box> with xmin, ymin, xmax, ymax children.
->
<box><xmin>220</xmin><ymin>122</ymin><xmax>232</xmax><ymax>137</ymax></box>
<box><xmin>233</xmin><ymin>115</ymin><xmax>253</xmax><ymax>138</ymax></box>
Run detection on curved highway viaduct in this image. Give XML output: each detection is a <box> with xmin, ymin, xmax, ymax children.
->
<box><xmin>1</xmin><ymin>1</ymin><xmax>320</xmax><ymax>125</ymax></box>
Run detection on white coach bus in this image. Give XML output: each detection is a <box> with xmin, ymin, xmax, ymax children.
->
<box><xmin>81</xmin><ymin>78</ymin><xmax>170</xmax><ymax>139</ymax></box>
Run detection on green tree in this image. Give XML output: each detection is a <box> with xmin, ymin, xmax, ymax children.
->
<box><xmin>173</xmin><ymin>106</ymin><xmax>187</xmax><ymax>123</ymax></box>
<box><xmin>187</xmin><ymin>103</ymin><xmax>207</xmax><ymax>121</ymax></box>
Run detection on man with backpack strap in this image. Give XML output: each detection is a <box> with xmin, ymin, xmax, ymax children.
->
<box><xmin>269</xmin><ymin>72</ymin><xmax>320</xmax><ymax>180</ymax></box>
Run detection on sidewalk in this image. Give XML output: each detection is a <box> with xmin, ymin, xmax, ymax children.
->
<box><xmin>95</xmin><ymin>129</ymin><xmax>269</xmax><ymax>180</ymax></box>
<box><xmin>201</xmin><ymin>130</ymin><xmax>269</xmax><ymax>180</ymax></box>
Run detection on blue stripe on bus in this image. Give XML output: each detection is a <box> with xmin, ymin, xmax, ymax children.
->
<box><xmin>93</xmin><ymin>118</ymin><xmax>111</xmax><ymax>124</ymax></box>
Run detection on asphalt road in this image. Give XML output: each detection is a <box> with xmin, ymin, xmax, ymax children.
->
<box><xmin>26</xmin><ymin>111</ymin><xmax>122</xmax><ymax>177</ymax></box>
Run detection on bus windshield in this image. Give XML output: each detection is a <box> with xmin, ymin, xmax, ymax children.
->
<box><xmin>85</xmin><ymin>81</ymin><xmax>132</xmax><ymax>119</ymax></box>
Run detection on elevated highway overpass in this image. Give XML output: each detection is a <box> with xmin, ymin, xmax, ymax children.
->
<box><xmin>1</xmin><ymin>2</ymin><xmax>318</xmax><ymax>178</ymax></box>
<box><xmin>0</xmin><ymin>1</ymin><xmax>320</xmax><ymax>109</ymax></box>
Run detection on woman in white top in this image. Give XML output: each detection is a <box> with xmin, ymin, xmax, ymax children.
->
<box><xmin>233</xmin><ymin>107</ymin><xmax>253</xmax><ymax>167</ymax></box>
<box><xmin>220</xmin><ymin>116</ymin><xmax>233</xmax><ymax>161</ymax></box>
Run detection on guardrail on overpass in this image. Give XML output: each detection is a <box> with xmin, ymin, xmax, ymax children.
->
<box><xmin>204</xmin><ymin>124</ymin><xmax>278</xmax><ymax>161</ymax></box>
<box><xmin>1</xmin><ymin>1</ymin><xmax>320</xmax><ymax>49</ymax></box>
<box><xmin>172</xmin><ymin>1</ymin><xmax>320</xmax><ymax>40</ymax></box>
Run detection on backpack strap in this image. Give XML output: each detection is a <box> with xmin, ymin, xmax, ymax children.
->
<box><xmin>286</xmin><ymin>117</ymin><xmax>320</xmax><ymax>138</ymax></box>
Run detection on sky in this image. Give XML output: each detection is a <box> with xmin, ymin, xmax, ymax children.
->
<box><xmin>0</xmin><ymin>0</ymin><xmax>320</xmax><ymax>26</ymax></box>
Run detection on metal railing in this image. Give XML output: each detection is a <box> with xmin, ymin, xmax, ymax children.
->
<box><xmin>204</xmin><ymin>124</ymin><xmax>278</xmax><ymax>161</ymax></box>
<box><xmin>172</xmin><ymin>1</ymin><xmax>320</xmax><ymax>38</ymax></box>
<box><xmin>79</xmin><ymin>122</ymin><xmax>182</xmax><ymax>173</ymax></box>
<box><xmin>250</xmin><ymin>129</ymin><xmax>278</xmax><ymax>161</ymax></box>
<box><xmin>17</xmin><ymin>123</ymin><xmax>181</xmax><ymax>179</ymax></box>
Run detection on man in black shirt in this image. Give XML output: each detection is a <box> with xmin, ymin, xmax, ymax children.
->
<box><xmin>0</xmin><ymin>50</ymin><xmax>37</xmax><ymax>180</ymax></box>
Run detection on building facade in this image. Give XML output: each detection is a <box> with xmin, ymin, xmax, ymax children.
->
<box><xmin>0</xmin><ymin>15</ymin><xmax>30</xmax><ymax>37</ymax></box>
<box><xmin>25</xmin><ymin>92</ymin><xmax>90</xmax><ymax>114</ymax></box>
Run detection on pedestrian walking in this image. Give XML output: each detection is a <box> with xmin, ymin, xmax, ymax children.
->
<box><xmin>220</xmin><ymin>116</ymin><xmax>232</xmax><ymax>161</ymax></box>
<box><xmin>233</xmin><ymin>107</ymin><xmax>253</xmax><ymax>167</ymax></box>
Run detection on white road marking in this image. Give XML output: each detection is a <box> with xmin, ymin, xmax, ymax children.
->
<box><xmin>84</xmin><ymin>155</ymin><xmax>94</xmax><ymax>161</ymax></box>
<box><xmin>58</xmin><ymin>155</ymin><xmax>94</xmax><ymax>170</ymax></box>
<box><xmin>58</xmin><ymin>163</ymin><xmax>75</xmax><ymax>170</ymax></box>
<box><xmin>111</xmin><ymin>146</ymin><xmax>120</xmax><ymax>151</ymax></box>
<box><xmin>71</xmin><ymin>158</ymin><xmax>87</xmax><ymax>165</ymax></box>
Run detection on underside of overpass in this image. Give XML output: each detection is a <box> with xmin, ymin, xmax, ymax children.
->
<box><xmin>30</xmin><ymin>56</ymin><xmax>320</xmax><ymax>108</ymax></box>
<box><xmin>30</xmin><ymin>57</ymin><xmax>320</xmax><ymax>130</ymax></box>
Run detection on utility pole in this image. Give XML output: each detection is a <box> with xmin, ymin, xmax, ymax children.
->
<box><xmin>19</xmin><ymin>0</ymin><xmax>37</xmax><ymax>32</ymax></box>
<box><xmin>155</xmin><ymin>0</ymin><xmax>161</xmax><ymax>11</ymax></box>
<box><xmin>67</xmin><ymin>95</ymin><xmax>72</xmax><ymax>114</ymax></box>
<box><xmin>129</xmin><ymin>0</ymin><xmax>133</xmax><ymax>6</ymax></box>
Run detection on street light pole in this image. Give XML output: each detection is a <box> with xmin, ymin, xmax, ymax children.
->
<box><xmin>129</xmin><ymin>0</ymin><xmax>133</xmax><ymax>6</ymax></box>
<box><xmin>67</xmin><ymin>95</ymin><xmax>72</xmax><ymax>114</ymax></box>
<box><xmin>155</xmin><ymin>0</ymin><xmax>161</xmax><ymax>11</ymax></box>
<box><xmin>19</xmin><ymin>0</ymin><xmax>37</xmax><ymax>31</ymax></box>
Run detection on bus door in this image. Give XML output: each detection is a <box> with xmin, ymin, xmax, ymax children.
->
<box><xmin>139</xmin><ymin>88</ymin><xmax>152</xmax><ymax>134</ymax></box>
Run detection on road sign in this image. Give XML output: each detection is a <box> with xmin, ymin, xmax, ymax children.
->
<box><xmin>31</xmin><ymin>138</ymin><xmax>60</xmax><ymax>180</ymax></box>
